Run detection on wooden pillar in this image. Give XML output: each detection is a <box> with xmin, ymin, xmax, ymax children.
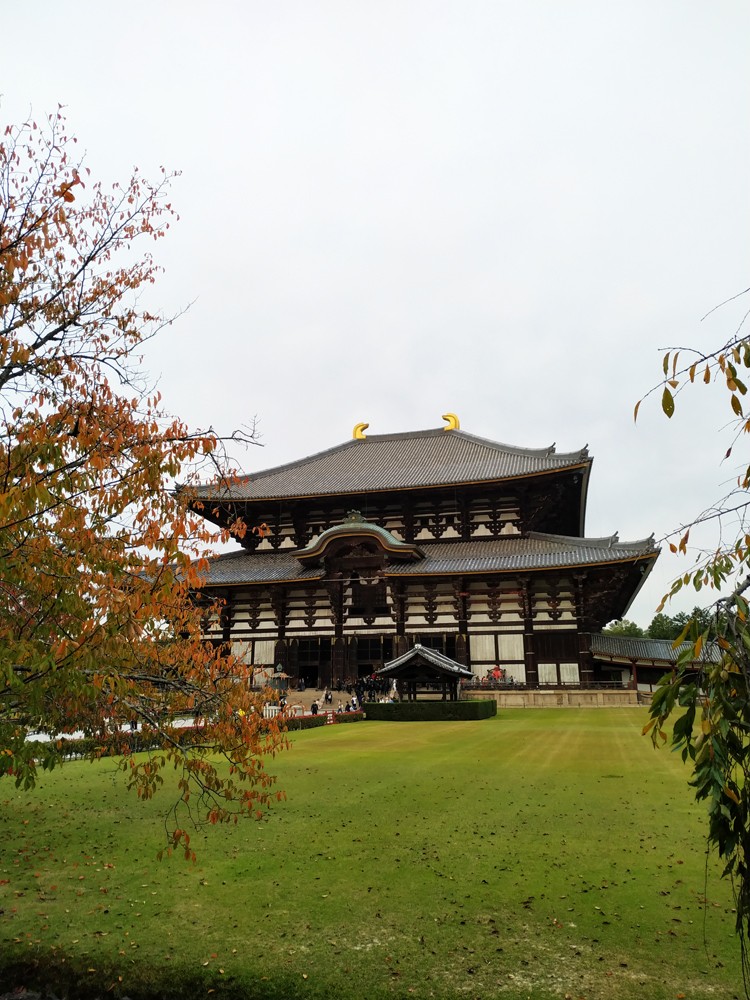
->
<box><xmin>219</xmin><ymin>588</ymin><xmax>233</xmax><ymax>648</ymax></box>
<box><xmin>455</xmin><ymin>633</ymin><xmax>469</xmax><ymax>667</ymax></box>
<box><xmin>322</xmin><ymin>577</ymin><xmax>344</xmax><ymax>689</ymax></box>
<box><xmin>274</xmin><ymin>638</ymin><xmax>288</xmax><ymax>670</ymax></box>
<box><xmin>459</xmin><ymin>495</ymin><xmax>472</xmax><ymax>541</ymax></box>
<box><xmin>521</xmin><ymin>578</ymin><xmax>538</xmax><ymax>688</ymax></box>
<box><xmin>330</xmin><ymin>637</ymin><xmax>346</xmax><ymax>690</ymax></box>
<box><xmin>578</xmin><ymin>631</ymin><xmax>595</xmax><ymax>688</ymax></box>
<box><xmin>389</xmin><ymin>580</ymin><xmax>409</xmax><ymax>659</ymax></box>
<box><xmin>269</xmin><ymin>587</ymin><xmax>289</xmax><ymax>674</ymax></box>
<box><xmin>287</xmin><ymin>638</ymin><xmax>299</xmax><ymax>685</ymax></box>
<box><xmin>393</xmin><ymin>634</ymin><xmax>409</xmax><ymax>657</ymax></box>
<box><xmin>291</xmin><ymin>505</ymin><xmax>311</xmax><ymax>548</ymax></box>
<box><xmin>403</xmin><ymin>496</ymin><xmax>415</xmax><ymax>544</ymax></box>
<box><xmin>347</xmin><ymin>636</ymin><xmax>359</xmax><ymax>682</ymax></box>
<box><xmin>575</xmin><ymin>575</ymin><xmax>594</xmax><ymax>687</ymax></box>
<box><xmin>271</xmin><ymin>586</ymin><xmax>287</xmax><ymax>640</ymax></box>
<box><xmin>453</xmin><ymin>579</ymin><xmax>470</xmax><ymax>666</ymax></box>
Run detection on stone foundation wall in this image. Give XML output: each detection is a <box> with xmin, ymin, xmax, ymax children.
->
<box><xmin>463</xmin><ymin>688</ymin><xmax>639</xmax><ymax>708</ymax></box>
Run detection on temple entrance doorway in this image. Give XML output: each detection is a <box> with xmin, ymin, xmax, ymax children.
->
<box><xmin>297</xmin><ymin>637</ymin><xmax>331</xmax><ymax>689</ymax></box>
<box><xmin>353</xmin><ymin>635</ymin><xmax>394</xmax><ymax>678</ymax></box>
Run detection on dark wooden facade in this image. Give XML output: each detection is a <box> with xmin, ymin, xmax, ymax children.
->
<box><xmin>191</xmin><ymin>422</ymin><xmax>658</xmax><ymax>689</ymax></box>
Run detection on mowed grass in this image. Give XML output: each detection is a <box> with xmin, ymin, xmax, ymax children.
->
<box><xmin>0</xmin><ymin>709</ymin><xmax>742</xmax><ymax>1000</ymax></box>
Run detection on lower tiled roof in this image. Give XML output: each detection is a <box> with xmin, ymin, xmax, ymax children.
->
<box><xmin>198</xmin><ymin>532</ymin><xmax>657</xmax><ymax>587</ymax></box>
<box><xmin>590</xmin><ymin>633</ymin><xmax>720</xmax><ymax>664</ymax></box>
<box><xmin>198</xmin><ymin>548</ymin><xmax>323</xmax><ymax>585</ymax></box>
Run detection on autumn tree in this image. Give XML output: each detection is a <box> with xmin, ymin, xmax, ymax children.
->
<box><xmin>639</xmin><ymin>292</ymin><xmax>750</xmax><ymax>988</ymax></box>
<box><xmin>0</xmin><ymin>110</ymin><xmax>285</xmax><ymax>857</ymax></box>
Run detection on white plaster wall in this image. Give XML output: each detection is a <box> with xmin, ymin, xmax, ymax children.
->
<box><xmin>560</xmin><ymin>662</ymin><xmax>580</xmax><ymax>684</ymax></box>
<box><xmin>470</xmin><ymin>634</ymin><xmax>495</xmax><ymax>660</ymax></box>
<box><xmin>497</xmin><ymin>633</ymin><xmax>524</xmax><ymax>660</ymax></box>
<box><xmin>231</xmin><ymin>641</ymin><xmax>252</xmax><ymax>663</ymax></box>
<box><xmin>252</xmin><ymin>639</ymin><xmax>276</xmax><ymax>664</ymax></box>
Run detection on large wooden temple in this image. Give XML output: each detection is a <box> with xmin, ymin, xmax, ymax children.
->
<box><xmin>190</xmin><ymin>417</ymin><xmax>658</xmax><ymax>690</ymax></box>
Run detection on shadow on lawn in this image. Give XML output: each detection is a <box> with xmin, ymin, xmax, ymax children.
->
<box><xmin>0</xmin><ymin>957</ymin><xmax>322</xmax><ymax>1000</ymax></box>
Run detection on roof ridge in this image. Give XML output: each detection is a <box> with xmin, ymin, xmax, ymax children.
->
<box><xmin>527</xmin><ymin>530</ymin><xmax>657</xmax><ymax>551</ymax></box>
<box><xmin>228</xmin><ymin>426</ymin><xmax>589</xmax><ymax>487</ymax></box>
<box><xmin>451</xmin><ymin>429</ymin><xmax>588</xmax><ymax>461</ymax></box>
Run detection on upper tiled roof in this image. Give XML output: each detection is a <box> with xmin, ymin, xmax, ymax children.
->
<box><xmin>590</xmin><ymin>633</ymin><xmax>720</xmax><ymax>664</ymax></box>
<box><xmin>197</xmin><ymin>532</ymin><xmax>657</xmax><ymax>587</ymax></box>
<box><xmin>192</xmin><ymin>427</ymin><xmax>591</xmax><ymax>502</ymax></box>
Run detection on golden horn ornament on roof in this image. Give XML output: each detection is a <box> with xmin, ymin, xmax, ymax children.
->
<box><xmin>352</xmin><ymin>422</ymin><xmax>369</xmax><ymax>439</ymax></box>
<box><xmin>442</xmin><ymin>413</ymin><xmax>460</xmax><ymax>431</ymax></box>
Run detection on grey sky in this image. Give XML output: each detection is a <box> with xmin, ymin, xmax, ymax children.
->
<box><xmin>3</xmin><ymin>1</ymin><xmax>749</xmax><ymax>625</ymax></box>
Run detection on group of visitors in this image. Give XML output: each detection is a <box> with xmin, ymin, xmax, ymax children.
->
<box><xmin>276</xmin><ymin>673</ymin><xmax>400</xmax><ymax>718</ymax></box>
<box><xmin>309</xmin><ymin>689</ymin><xmax>362</xmax><ymax>715</ymax></box>
<box><xmin>462</xmin><ymin>667</ymin><xmax>519</xmax><ymax>689</ymax></box>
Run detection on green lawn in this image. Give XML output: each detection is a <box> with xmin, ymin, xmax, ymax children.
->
<box><xmin>0</xmin><ymin>709</ymin><xmax>742</xmax><ymax>1000</ymax></box>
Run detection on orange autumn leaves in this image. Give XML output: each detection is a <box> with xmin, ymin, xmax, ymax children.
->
<box><xmin>0</xmin><ymin>110</ymin><xmax>283</xmax><ymax>851</ymax></box>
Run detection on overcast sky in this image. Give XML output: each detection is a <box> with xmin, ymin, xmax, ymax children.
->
<box><xmin>3</xmin><ymin>1</ymin><xmax>749</xmax><ymax>626</ymax></box>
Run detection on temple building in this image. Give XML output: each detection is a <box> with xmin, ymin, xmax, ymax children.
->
<box><xmin>190</xmin><ymin>417</ymin><xmax>659</xmax><ymax>690</ymax></box>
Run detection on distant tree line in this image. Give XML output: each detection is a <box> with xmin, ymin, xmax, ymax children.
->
<box><xmin>603</xmin><ymin>606</ymin><xmax>725</xmax><ymax>640</ymax></box>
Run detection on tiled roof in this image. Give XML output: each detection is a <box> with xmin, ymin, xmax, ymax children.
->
<box><xmin>377</xmin><ymin>643</ymin><xmax>474</xmax><ymax>678</ymax></box>
<box><xmin>387</xmin><ymin>532</ymin><xmax>657</xmax><ymax>576</ymax></box>
<box><xmin>198</xmin><ymin>532</ymin><xmax>657</xmax><ymax>587</ymax></box>
<box><xmin>192</xmin><ymin>427</ymin><xmax>590</xmax><ymax>502</ymax></box>
<box><xmin>198</xmin><ymin>549</ymin><xmax>324</xmax><ymax>586</ymax></box>
<box><xmin>590</xmin><ymin>633</ymin><xmax>720</xmax><ymax>664</ymax></box>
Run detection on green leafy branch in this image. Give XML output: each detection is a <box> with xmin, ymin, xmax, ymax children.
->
<box><xmin>646</xmin><ymin>584</ymin><xmax>750</xmax><ymax>992</ymax></box>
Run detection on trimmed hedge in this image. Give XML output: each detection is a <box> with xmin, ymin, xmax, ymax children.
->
<box><xmin>43</xmin><ymin>712</ymin><xmax>367</xmax><ymax>755</ymax></box>
<box><xmin>364</xmin><ymin>700</ymin><xmax>497</xmax><ymax>722</ymax></box>
<box><xmin>286</xmin><ymin>711</ymin><xmax>365</xmax><ymax>730</ymax></box>
<box><xmin>285</xmin><ymin>714</ymin><xmax>328</xmax><ymax>731</ymax></box>
<box><xmin>334</xmin><ymin>710</ymin><xmax>365</xmax><ymax>724</ymax></box>
<box><xmin>48</xmin><ymin>725</ymin><xmax>210</xmax><ymax>760</ymax></box>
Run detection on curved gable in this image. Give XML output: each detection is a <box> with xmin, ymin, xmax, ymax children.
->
<box><xmin>296</xmin><ymin>511</ymin><xmax>424</xmax><ymax>568</ymax></box>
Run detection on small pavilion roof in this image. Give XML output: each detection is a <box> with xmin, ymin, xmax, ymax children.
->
<box><xmin>376</xmin><ymin>644</ymin><xmax>474</xmax><ymax>679</ymax></box>
<box><xmin>190</xmin><ymin>427</ymin><xmax>591</xmax><ymax>503</ymax></box>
